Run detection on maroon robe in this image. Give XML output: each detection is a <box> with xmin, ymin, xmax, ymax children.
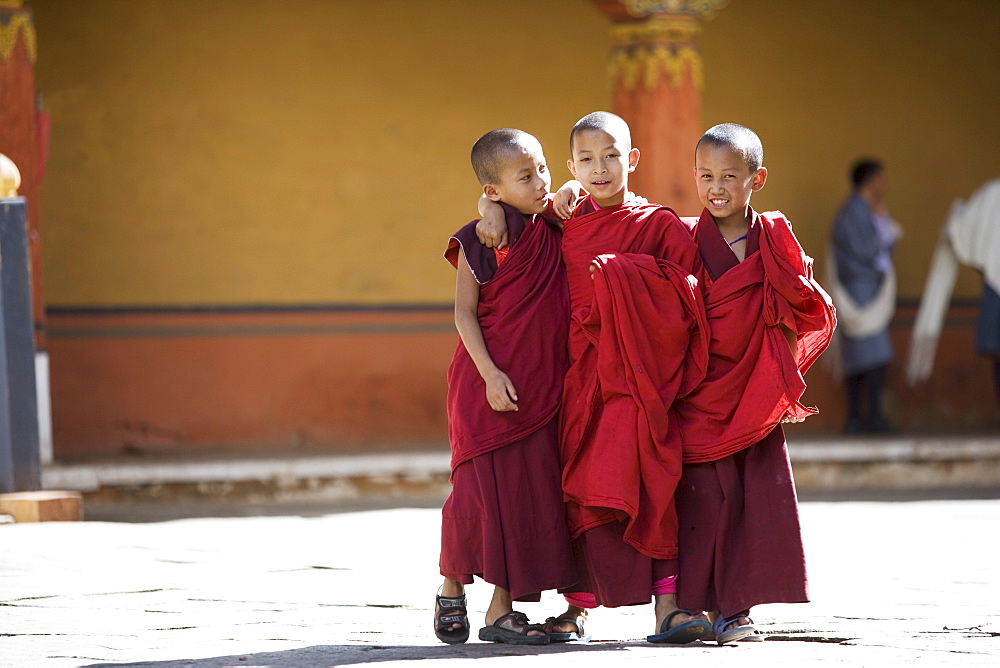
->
<box><xmin>443</xmin><ymin>203</ymin><xmax>569</xmax><ymax>471</ymax></box>
<box><xmin>558</xmin><ymin>193</ymin><xmax>706</xmax><ymax>607</ymax></box>
<box><xmin>674</xmin><ymin>208</ymin><xmax>835</xmax><ymax>617</ymax></box>
<box><xmin>440</xmin><ymin>202</ymin><xmax>576</xmax><ymax>600</ymax></box>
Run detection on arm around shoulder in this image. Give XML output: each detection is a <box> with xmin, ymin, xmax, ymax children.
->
<box><xmin>476</xmin><ymin>195</ymin><xmax>508</xmax><ymax>249</ymax></box>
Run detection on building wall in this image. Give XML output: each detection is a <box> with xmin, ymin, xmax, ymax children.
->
<box><xmin>46</xmin><ymin>307</ymin><xmax>457</xmax><ymax>456</ymax></box>
<box><xmin>31</xmin><ymin>0</ymin><xmax>611</xmax><ymax>307</ymax></box>
<box><xmin>27</xmin><ymin>0</ymin><xmax>1000</xmax><ymax>456</ymax></box>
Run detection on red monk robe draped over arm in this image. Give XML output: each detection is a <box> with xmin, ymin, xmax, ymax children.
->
<box><xmin>676</xmin><ymin>210</ymin><xmax>836</xmax><ymax>464</ymax></box>
<box><xmin>559</xmin><ymin>194</ymin><xmax>707</xmax><ymax>560</ymax></box>
<box><xmin>444</xmin><ymin>204</ymin><xmax>569</xmax><ymax>473</ymax></box>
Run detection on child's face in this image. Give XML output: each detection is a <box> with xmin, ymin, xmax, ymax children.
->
<box><xmin>694</xmin><ymin>143</ymin><xmax>766</xmax><ymax>225</ymax></box>
<box><xmin>567</xmin><ymin>129</ymin><xmax>639</xmax><ymax>208</ymax></box>
<box><xmin>485</xmin><ymin>141</ymin><xmax>552</xmax><ymax>215</ymax></box>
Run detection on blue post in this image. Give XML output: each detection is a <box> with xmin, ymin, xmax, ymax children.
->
<box><xmin>0</xmin><ymin>197</ymin><xmax>40</xmax><ymax>492</ymax></box>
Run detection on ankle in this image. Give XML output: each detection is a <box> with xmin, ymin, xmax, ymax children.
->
<box><xmin>484</xmin><ymin>605</ymin><xmax>513</xmax><ymax>627</ymax></box>
<box><xmin>440</xmin><ymin>579</ymin><xmax>464</xmax><ymax>598</ymax></box>
<box><xmin>653</xmin><ymin>593</ymin><xmax>678</xmax><ymax>615</ymax></box>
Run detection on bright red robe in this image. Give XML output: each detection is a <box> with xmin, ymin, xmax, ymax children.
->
<box><xmin>675</xmin><ymin>209</ymin><xmax>836</xmax><ymax>463</ymax></box>
<box><xmin>444</xmin><ymin>206</ymin><xmax>570</xmax><ymax>472</ymax></box>
<box><xmin>559</xmin><ymin>194</ymin><xmax>706</xmax><ymax>561</ymax></box>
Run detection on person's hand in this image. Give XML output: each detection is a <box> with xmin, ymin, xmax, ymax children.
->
<box><xmin>780</xmin><ymin>413</ymin><xmax>804</xmax><ymax>424</ymax></box>
<box><xmin>476</xmin><ymin>202</ymin><xmax>508</xmax><ymax>249</ymax></box>
<box><xmin>552</xmin><ymin>181</ymin><xmax>582</xmax><ymax>219</ymax></box>
<box><xmin>591</xmin><ymin>253</ymin><xmax>616</xmax><ymax>279</ymax></box>
<box><xmin>484</xmin><ymin>369</ymin><xmax>518</xmax><ymax>412</ymax></box>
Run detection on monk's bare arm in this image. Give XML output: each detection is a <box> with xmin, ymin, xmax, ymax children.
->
<box><xmin>475</xmin><ymin>180</ymin><xmax>582</xmax><ymax>245</ymax></box>
<box><xmin>454</xmin><ymin>247</ymin><xmax>518</xmax><ymax>412</ymax></box>
<box><xmin>551</xmin><ymin>180</ymin><xmax>583</xmax><ymax>220</ymax></box>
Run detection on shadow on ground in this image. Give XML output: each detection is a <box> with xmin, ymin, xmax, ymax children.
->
<box><xmin>83</xmin><ymin>639</ymin><xmax>700</xmax><ymax>667</ymax></box>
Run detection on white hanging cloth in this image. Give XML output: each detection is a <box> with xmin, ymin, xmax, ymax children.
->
<box><xmin>906</xmin><ymin>178</ymin><xmax>1000</xmax><ymax>385</ymax></box>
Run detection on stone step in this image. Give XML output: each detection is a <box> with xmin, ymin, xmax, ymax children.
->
<box><xmin>38</xmin><ymin>437</ymin><xmax>1000</xmax><ymax>505</ymax></box>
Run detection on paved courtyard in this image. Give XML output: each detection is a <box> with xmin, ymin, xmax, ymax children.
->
<box><xmin>2</xmin><ymin>498</ymin><xmax>998</xmax><ymax>667</ymax></box>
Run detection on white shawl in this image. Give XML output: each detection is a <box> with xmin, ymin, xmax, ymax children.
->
<box><xmin>906</xmin><ymin>178</ymin><xmax>1000</xmax><ymax>385</ymax></box>
<box><xmin>822</xmin><ymin>229</ymin><xmax>898</xmax><ymax>380</ymax></box>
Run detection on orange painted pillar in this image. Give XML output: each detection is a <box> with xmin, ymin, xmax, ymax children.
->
<box><xmin>0</xmin><ymin>0</ymin><xmax>45</xmax><ymax>351</ymax></box>
<box><xmin>1</xmin><ymin>1</ymin><xmax>52</xmax><ymax>463</ymax></box>
<box><xmin>592</xmin><ymin>1</ymin><xmax>727</xmax><ymax>215</ymax></box>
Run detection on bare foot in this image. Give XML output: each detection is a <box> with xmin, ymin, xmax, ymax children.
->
<box><xmin>704</xmin><ymin>611</ymin><xmax>755</xmax><ymax>641</ymax></box>
<box><xmin>544</xmin><ymin>605</ymin><xmax>588</xmax><ymax>636</ymax></box>
<box><xmin>714</xmin><ymin>614</ymin><xmax>753</xmax><ymax>634</ymax></box>
<box><xmin>484</xmin><ymin>587</ymin><xmax>544</xmax><ymax>637</ymax></box>
<box><xmin>653</xmin><ymin>594</ymin><xmax>708</xmax><ymax>635</ymax></box>
<box><xmin>722</xmin><ymin>615</ymin><xmax>752</xmax><ymax>629</ymax></box>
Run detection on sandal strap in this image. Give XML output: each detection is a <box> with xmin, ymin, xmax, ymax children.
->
<box><xmin>495</xmin><ymin>611</ymin><xmax>544</xmax><ymax>634</ymax></box>
<box><xmin>436</xmin><ymin>594</ymin><xmax>466</xmax><ymax>610</ymax></box>
<box><xmin>435</xmin><ymin>593</ymin><xmax>469</xmax><ymax>630</ymax></box>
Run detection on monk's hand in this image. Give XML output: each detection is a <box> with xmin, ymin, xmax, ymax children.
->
<box><xmin>552</xmin><ymin>180</ymin><xmax>583</xmax><ymax>219</ymax></box>
<box><xmin>485</xmin><ymin>369</ymin><xmax>518</xmax><ymax>412</ymax></box>
<box><xmin>590</xmin><ymin>253</ymin><xmax>616</xmax><ymax>278</ymax></box>
<box><xmin>780</xmin><ymin>413</ymin><xmax>804</xmax><ymax>424</ymax></box>
<box><xmin>476</xmin><ymin>200</ymin><xmax>508</xmax><ymax>249</ymax></box>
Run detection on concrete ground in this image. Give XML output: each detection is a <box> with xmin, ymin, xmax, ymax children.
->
<box><xmin>2</xmin><ymin>493</ymin><xmax>999</xmax><ymax>667</ymax></box>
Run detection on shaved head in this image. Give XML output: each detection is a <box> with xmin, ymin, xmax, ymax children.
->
<box><xmin>471</xmin><ymin>128</ymin><xmax>540</xmax><ymax>185</ymax></box>
<box><xmin>570</xmin><ymin>111</ymin><xmax>632</xmax><ymax>151</ymax></box>
<box><xmin>696</xmin><ymin>123</ymin><xmax>763</xmax><ymax>172</ymax></box>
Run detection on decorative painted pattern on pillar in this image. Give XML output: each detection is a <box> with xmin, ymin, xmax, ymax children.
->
<box><xmin>593</xmin><ymin>0</ymin><xmax>727</xmax><ymax>215</ymax></box>
<box><xmin>0</xmin><ymin>0</ymin><xmax>45</xmax><ymax>351</ymax></box>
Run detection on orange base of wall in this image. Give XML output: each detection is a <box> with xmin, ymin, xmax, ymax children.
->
<box><xmin>47</xmin><ymin>307</ymin><xmax>458</xmax><ymax>457</ymax></box>
<box><xmin>796</xmin><ymin>302</ymin><xmax>998</xmax><ymax>435</ymax></box>
<box><xmin>46</xmin><ymin>303</ymin><xmax>997</xmax><ymax>458</ymax></box>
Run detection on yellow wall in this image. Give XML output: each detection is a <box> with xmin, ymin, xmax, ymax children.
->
<box><xmin>31</xmin><ymin>0</ymin><xmax>1000</xmax><ymax>306</ymax></box>
<box><xmin>30</xmin><ymin>0</ymin><xmax>610</xmax><ymax>306</ymax></box>
<box><xmin>697</xmin><ymin>0</ymin><xmax>1000</xmax><ymax>298</ymax></box>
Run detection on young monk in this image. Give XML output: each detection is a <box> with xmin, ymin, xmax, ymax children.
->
<box><xmin>435</xmin><ymin>128</ymin><xmax>577</xmax><ymax>646</ymax></box>
<box><xmin>477</xmin><ymin>112</ymin><xmax>712</xmax><ymax>644</ymax></box>
<box><xmin>673</xmin><ymin>123</ymin><xmax>836</xmax><ymax>643</ymax></box>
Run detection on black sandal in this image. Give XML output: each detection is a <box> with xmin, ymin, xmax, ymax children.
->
<box><xmin>434</xmin><ymin>593</ymin><xmax>470</xmax><ymax>644</ymax></box>
<box><xmin>478</xmin><ymin>611</ymin><xmax>549</xmax><ymax>645</ymax></box>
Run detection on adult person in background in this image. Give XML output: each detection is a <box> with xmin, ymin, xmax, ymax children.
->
<box><xmin>907</xmin><ymin>178</ymin><xmax>1000</xmax><ymax>415</ymax></box>
<box><xmin>830</xmin><ymin>159</ymin><xmax>900</xmax><ymax>434</ymax></box>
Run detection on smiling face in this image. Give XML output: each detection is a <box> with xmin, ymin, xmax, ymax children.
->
<box><xmin>693</xmin><ymin>142</ymin><xmax>767</xmax><ymax>227</ymax></box>
<box><xmin>484</xmin><ymin>138</ymin><xmax>552</xmax><ymax>215</ymax></box>
<box><xmin>567</xmin><ymin>128</ymin><xmax>639</xmax><ymax>208</ymax></box>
